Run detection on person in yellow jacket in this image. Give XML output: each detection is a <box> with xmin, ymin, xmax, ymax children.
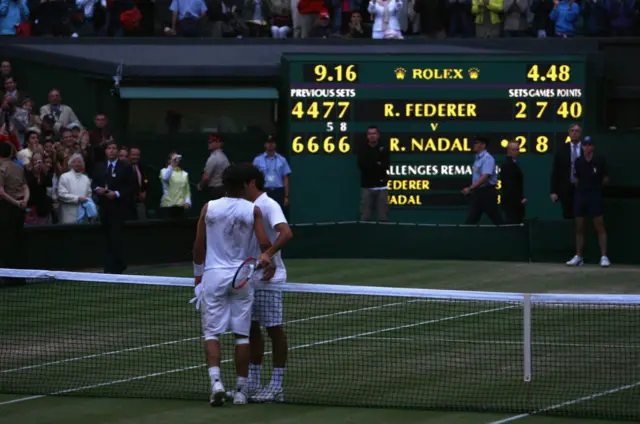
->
<box><xmin>471</xmin><ymin>0</ymin><xmax>503</xmax><ymax>37</ymax></box>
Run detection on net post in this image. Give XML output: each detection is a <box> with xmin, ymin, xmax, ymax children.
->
<box><xmin>523</xmin><ymin>293</ymin><xmax>532</xmax><ymax>383</ymax></box>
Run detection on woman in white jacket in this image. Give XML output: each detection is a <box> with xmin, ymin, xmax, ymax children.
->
<box><xmin>368</xmin><ymin>0</ymin><xmax>404</xmax><ymax>39</ymax></box>
<box><xmin>57</xmin><ymin>154</ymin><xmax>92</xmax><ymax>224</ymax></box>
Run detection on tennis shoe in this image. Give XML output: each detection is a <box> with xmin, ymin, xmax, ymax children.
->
<box><xmin>209</xmin><ymin>381</ymin><xmax>227</xmax><ymax>407</ymax></box>
<box><xmin>248</xmin><ymin>385</ymin><xmax>263</xmax><ymax>403</ymax></box>
<box><xmin>233</xmin><ymin>390</ymin><xmax>248</xmax><ymax>405</ymax></box>
<box><xmin>600</xmin><ymin>256</ymin><xmax>611</xmax><ymax>267</ymax></box>
<box><xmin>254</xmin><ymin>386</ymin><xmax>284</xmax><ymax>403</ymax></box>
<box><xmin>566</xmin><ymin>255</ymin><xmax>584</xmax><ymax>266</ymax></box>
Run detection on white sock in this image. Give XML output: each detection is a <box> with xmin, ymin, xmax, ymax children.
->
<box><xmin>208</xmin><ymin>366</ymin><xmax>221</xmax><ymax>389</ymax></box>
<box><xmin>237</xmin><ymin>376</ymin><xmax>248</xmax><ymax>393</ymax></box>
<box><xmin>270</xmin><ymin>367</ymin><xmax>285</xmax><ymax>388</ymax></box>
<box><xmin>249</xmin><ymin>364</ymin><xmax>261</xmax><ymax>388</ymax></box>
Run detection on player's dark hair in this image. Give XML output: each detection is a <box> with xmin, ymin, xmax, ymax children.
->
<box><xmin>244</xmin><ymin>165</ymin><xmax>265</xmax><ymax>191</ymax></box>
<box><xmin>0</xmin><ymin>141</ymin><xmax>11</xmax><ymax>158</ymax></box>
<box><xmin>223</xmin><ymin>164</ymin><xmax>248</xmax><ymax>196</ymax></box>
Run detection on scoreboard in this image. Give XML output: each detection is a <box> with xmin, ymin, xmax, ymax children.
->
<box><xmin>282</xmin><ymin>54</ymin><xmax>587</xmax><ymax>224</ymax></box>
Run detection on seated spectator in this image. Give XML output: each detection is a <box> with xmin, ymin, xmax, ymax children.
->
<box><xmin>16</xmin><ymin>128</ymin><xmax>42</xmax><ymax>168</ymax></box>
<box><xmin>39</xmin><ymin>89</ymin><xmax>82</xmax><ymax>135</ymax></box>
<box><xmin>309</xmin><ymin>8</ymin><xmax>332</xmax><ymax>36</ymax></box>
<box><xmin>472</xmin><ymin>0</ymin><xmax>503</xmax><ymax>37</ymax></box>
<box><xmin>0</xmin><ymin>0</ymin><xmax>29</xmax><ymax>35</ymax></box>
<box><xmin>271</xmin><ymin>1</ymin><xmax>292</xmax><ymax>38</ymax></box>
<box><xmin>159</xmin><ymin>152</ymin><xmax>191</xmax><ymax>219</ymax></box>
<box><xmin>606</xmin><ymin>0</ymin><xmax>637</xmax><ymax>36</ymax></box>
<box><xmin>21</xmin><ymin>98</ymin><xmax>42</xmax><ymax>128</ymax></box>
<box><xmin>413</xmin><ymin>0</ymin><xmax>447</xmax><ymax>38</ymax></box>
<box><xmin>2</xmin><ymin>94</ymin><xmax>28</xmax><ymax>146</ymax></box>
<box><xmin>57</xmin><ymin>153</ymin><xmax>93</xmax><ymax>224</ymax></box>
<box><xmin>24</xmin><ymin>152</ymin><xmax>52</xmax><ymax>226</ymax></box>
<box><xmin>0</xmin><ymin>61</ymin><xmax>10</xmax><ymax>79</ymax></box>
<box><xmin>368</xmin><ymin>0</ymin><xmax>403</xmax><ymax>39</ymax></box>
<box><xmin>503</xmin><ymin>0</ymin><xmax>529</xmax><ymax>36</ymax></box>
<box><xmin>344</xmin><ymin>10</ymin><xmax>366</xmax><ymax>36</ymax></box>
<box><xmin>0</xmin><ymin>123</ymin><xmax>21</xmax><ymax>153</ymax></box>
<box><xmin>549</xmin><ymin>0</ymin><xmax>580</xmax><ymax>37</ymax></box>
<box><xmin>244</xmin><ymin>0</ymin><xmax>272</xmax><ymax>36</ymax></box>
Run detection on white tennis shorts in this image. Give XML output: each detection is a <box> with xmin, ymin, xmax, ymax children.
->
<box><xmin>252</xmin><ymin>278</ymin><xmax>285</xmax><ymax>328</ymax></box>
<box><xmin>200</xmin><ymin>269</ymin><xmax>254</xmax><ymax>339</ymax></box>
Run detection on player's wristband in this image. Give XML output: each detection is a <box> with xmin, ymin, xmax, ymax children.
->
<box><xmin>193</xmin><ymin>262</ymin><xmax>204</xmax><ymax>277</ymax></box>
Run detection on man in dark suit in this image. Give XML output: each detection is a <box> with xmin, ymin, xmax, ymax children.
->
<box><xmin>501</xmin><ymin>141</ymin><xmax>527</xmax><ymax>224</ymax></box>
<box><xmin>91</xmin><ymin>141</ymin><xmax>136</xmax><ymax>274</ymax></box>
<box><xmin>550</xmin><ymin>124</ymin><xmax>582</xmax><ymax>219</ymax></box>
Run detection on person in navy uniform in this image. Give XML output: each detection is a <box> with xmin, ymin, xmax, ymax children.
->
<box><xmin>566</xmin><ymin>136</ymin><xmax>611</xmax><ymax>268</ymax></box>
<box><xmin>252</xmin><ymin>135</ymin><xmax>291</xmax><ymax>209</ymax></box>
<box><xmin>91</xmin><ymin>141</ymin><xmax>136</xmax><ymax>274</ymax></box>
<box><xmin>462</xmin><ymin>136</ymin><xmax>504</xmax><ymax>225</ymax></box>
<box><xmin>550</xmin><ymin>124</ymin><xmax>583</xmax><ymax>219</ymax></box>
<box><xmin>500</xmin><ymin>140</ymin><xmax>527</xmax><ymax>224</ymax></box>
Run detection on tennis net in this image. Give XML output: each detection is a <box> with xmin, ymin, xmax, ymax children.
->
<box><xmin>1</xmin><ymin>268</ymin><xmax>639</xmax><ymax>420</ymax></box>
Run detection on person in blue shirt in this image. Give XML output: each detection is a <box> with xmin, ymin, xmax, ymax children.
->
<box><xmin>252</xmin><ymin>135</ymin><xmax>291</xmax><ymax>209</ymax></box>
<box><xmin>462</xmin><ymin>136</ymin><xmax>503</xmax><ymax>225</ymax></box>
<box><xmin>549</xmin><ymin>0</ymin><xmax>580</xmax><ymax>36</ymax></box>
<box><xmin>0</xmin><ymin>0</ymin><xmax>29</xmax><ymax>36</ymax></box>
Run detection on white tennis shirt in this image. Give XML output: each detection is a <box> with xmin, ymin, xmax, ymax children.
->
<box><xmin>205</xmin><ymin>197</ymin><xmax>255</xmax><ymax>271</ymax></box>
<box><xmin>249</xmin><ymin>192</ymin><xmax>288</xmax><ymax>281</ymax></box>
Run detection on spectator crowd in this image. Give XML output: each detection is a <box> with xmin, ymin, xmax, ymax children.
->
<box><xmin>0</xmin><ymin>0</ymin><xmax>636</xmax><ymax>38</ymax></box>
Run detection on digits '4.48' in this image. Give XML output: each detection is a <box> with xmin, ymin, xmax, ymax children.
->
<box><xmin>326</xmin><ymin>122</ymin><xmax>348</xmax><ymax>132</ymax></box>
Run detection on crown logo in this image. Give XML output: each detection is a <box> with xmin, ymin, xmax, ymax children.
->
<box><xmin>394</xmin><ymin>68</ymin><xmax>407</xmax><ymax>80</ymax></box>
<box><xmin>468</xmin><ymin>68</ymin><xmax>480</xmax><ymax>80</ymax></box>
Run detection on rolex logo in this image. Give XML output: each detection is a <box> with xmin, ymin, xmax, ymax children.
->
<box><xmin>468</xmin><ymin>68</ymin><xmax>480</xmax><ymax>80</ymax></box>
<box><xmin>394</xmin><ymin>68</ymin><xmax>407</xmax><ymax>80</ymax></box>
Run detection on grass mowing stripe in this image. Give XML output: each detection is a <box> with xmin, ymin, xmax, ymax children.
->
<box><xmin>0</xmin><ymin>304</ymin><xmax>513</xmax><ymax>407</ymax></box>
<box><xmin>358</xmin><ymin>337</ymin><xmax>640</xmax><ymax>349</ymax></box>
<box><xmin>1</xmin><ymin>299</ymin><xmax>425</xmax><ymax>374</ymax></box>
<box><xmin>487</xmin><ymin>381</ymin><xmax>640</xmax><ymax>424</ymax></box>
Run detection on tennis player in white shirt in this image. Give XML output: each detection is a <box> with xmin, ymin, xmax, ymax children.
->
<box><xmin>192</xmin><ymin>164</ymin><xmax>279</xmax><ymax>407</ymax></box>
<box><xmin>244</xmin><ymin>165</ymin><xmax>294</xmax><ymax>403</ymax></box>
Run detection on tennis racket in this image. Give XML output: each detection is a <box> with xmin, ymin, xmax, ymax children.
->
<box><xmin>231</xmin><ymin>257</ymin><xmax>259</xmax><ymax>290</ymax></box>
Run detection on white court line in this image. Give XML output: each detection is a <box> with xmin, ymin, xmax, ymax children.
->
<box><xmin>0</xmin><ymin>304</ymin><xmax>514</xmax><ymax>407</ymax></box>
<box><xmin>1</xmin><ymin>299</ymin><xmax>423</xmax><ymax>374</ymax></box>
<box><xmin>358</xmin><ymin>337</ymin><xmax>640</xmax><ymax>349</ymax></box>
<box><xmin>487</xmin><ymin>381</ymin><xmax>640</xmax><ymax>424</ymax></box>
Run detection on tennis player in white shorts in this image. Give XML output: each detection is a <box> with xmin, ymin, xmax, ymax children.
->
<box><xmin>244</xmin><ymin>165</ymin><xmax>294</xmax><ymax>403</ymax></box>
<box><xmin>192</xmin><ymin>164</ymin><xmax>274</xmax><ymax>407</ymax></box>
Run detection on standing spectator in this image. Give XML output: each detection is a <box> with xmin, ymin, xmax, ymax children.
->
<box><xmin>448</xmin><ymin>0</ymin><xmax>475</xmax><ymax>37</ymax></box>
<box><xmin>567</xmin><ymin>137</ymin><xmax>611</xmax><ymax>267</ymax></box>
<box><xmin>199</xmin><ymin>135</ymin><xmax>229</xmax><ymax>200</ymax></box>
<box><xmin>4</xmin><ymin>76</ymin><xmax>25</xmax><ymax>105</ymax></box>
<box><xmin>2</xmin><ymin>94</ymin><xmax>28</xmax><ymax>147</ymax></box>
<box><xmin>43</xmin><ymin>153</ymin><xmax>59</xmax><ymax>223</ymax></box>
<box><xmin>0</xmin><ymin>61</ymin><xmax>11</xmax><ymax>79</ymax></box>
<box><xmin>550</xmin><ymin>124</ymin><xmax>582</xmax><ymax>220</ymax></box>
<box><xmin>129</xmin><ymin>146</ymin><xmax>148</xmax><ymax>221</ymax></box>
<box><xmin>21</xmin><ymin>98</ymin><xmax>42</xmax><ymax>129</ymax></box>
<box><xmin>32</xmin><ymin>0</ymin><xmax>72</xmax><ymax>36</ymax></box>
<box><xmin>0</xmin><ymin>0</ymin><xmax>29</xmax><ymax>35</ymax></box>
<box><xmin>57</xmin><ymin>153</ymin><xmax>93</xmax><ymax>225</ymax></box>
<box><xmin>169</xmin><ymin>0</ymin><xmax>208</xmax><ymax>36</ymax></box>
<box><xmin>462</xmin><ymin>136</ymin><xmax>503</xmax><ymax>225</ymax></box>
<box><xmin>357</xmin><ymin>126</ymin><xmax>390</xmax><ymax>222</ymax></box>
<box><xmin>413</xmin><ymin>0</ymin><xmax>447</xmax><ymax>38</ymax></box>
<box><xmin>87</xmin><ymin>113</ymin><xmax>112</xmax><ymax>171</ymax></box>
<box><xmin>502</xmin><ymin>0</ymin><xmax>528</xmax><ymax>36</ymax></box>
<box><xmin>252</xmin><ymin>135</ymin><xmax>291</xmax><ymax>209</ymax></box>
<box><xmin>0</xmin><ymin>141</ymin><xmax>28</xmax><ymax>270</ymax></box>
<box><xmin>471</xmin><ymin>0</ymin><xmax>503</xmax><ymax>38</ymax></box>
<box><xmin>119</xmin><ymin>146</ymin><xmax>130</xmax><ymax>163</ymax></box>
<box><xmin>16</xmin><ymin>128</ymin><xmax>42</xmax><ymax>167</ymax></box>
<box><xmin>500</xmin><ymin>141</ymin><xmax>527</xmax><ymax>224</ymax></box>
<box><xmin>91</xmin><ymin>141</ymin><xmax>136</xmax><ymax>274</ymax></box>
<box><xmin>607</xmin><ymin>0</ymin><xmax>637</xmax><ymax>36</ymax></box>
<box><xmin>24</xmin><ymin>152</ymin><xmax>52</xmax><ymax>226</ymax></box>
<box><xmin>160</xmin><ymin>152</ymin><xmax>192</xmax><ymax>219</ymax></box>
<box><xmin>298</xmin><ymin>0</ymin><xmax>324</xmax><ymax>37</ymax></box>
<box><xmin>39</xmin><ymin>89</ymin><xmax>82</xmax><ymax>135</ymax></box>
<box><xmin>582</xmin><ymin>0</ymin><xmax>609</xmax><ymax>36</ymax></box>
<box><xmin>74</xmin><ymin>0</ymin><xmax>107</xmax><ymax>35</ymax></box>
<box><xmin>368</xmin><ymin>0</ymin><xmax>404</xmax><ymax>38</ymax></box>
<box><xmin>531</xmin><ymin>0</ymin><xmax>555</xmax><ymax>36</ymax></box>
<box><xmin>549</xmin><ymin>0</ymin><xmax>580</xmax><ymax>37</ymax></box>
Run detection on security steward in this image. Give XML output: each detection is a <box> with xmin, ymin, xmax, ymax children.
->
<box><xmin>500</xmin><ymin>140</ymin><xmax>527</xmax><ymax>224</ymax></box>
<box><xmin>566</xmin><ymin>136</ymin><xmax>611</xmax><ymax>268</ymax></box>
<box><xmin>462</xmin><ymin>136</ymin><xmax>503</xmax><ymax>225</ymax></box>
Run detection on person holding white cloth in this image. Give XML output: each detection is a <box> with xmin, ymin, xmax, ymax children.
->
<box><xmin>57</xmin><ymin>153</ymin><xmax>93</xmax><ymax>224</ymax></box>
<box><xmin>368</xmin><ymin>0</ymin><xmax>404</xmax><ymax>39</ymax></box>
